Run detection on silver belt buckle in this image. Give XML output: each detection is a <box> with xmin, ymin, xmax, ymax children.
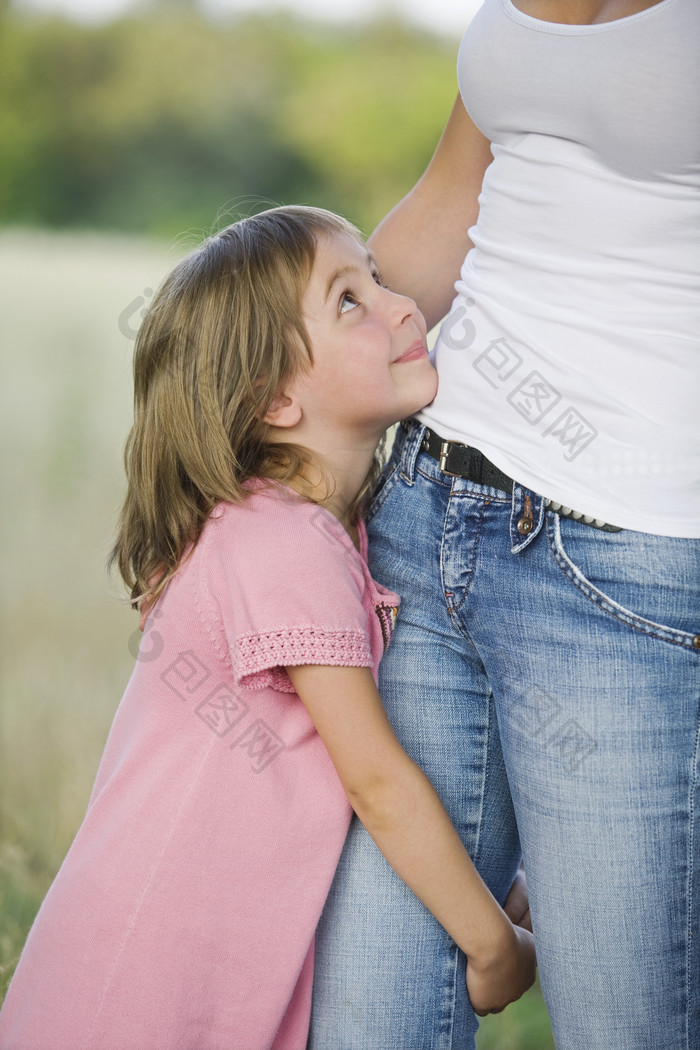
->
<box><xmin>439</xmin><ymin>440</ymin><xmax>460</xmax><ymax>477</ymax></box>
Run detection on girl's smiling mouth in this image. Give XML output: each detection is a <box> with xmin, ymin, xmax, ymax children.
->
<box><xmin>393</xmin><ymin>340</ymin><xmax>428</xmax><ymax>364</ymax></box>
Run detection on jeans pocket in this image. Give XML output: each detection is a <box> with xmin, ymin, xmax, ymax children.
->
<box><xmin>546</xmin><ymin>513</ymin><xmax>700</xmax><ymax>650</ymax></box>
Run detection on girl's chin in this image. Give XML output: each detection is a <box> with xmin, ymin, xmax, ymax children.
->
<box><xmin>411</xmin><ymin>373</ymin><xmax>439</xmax><ymax>414</ymax></box>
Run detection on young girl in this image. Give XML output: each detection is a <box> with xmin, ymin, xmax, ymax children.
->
<box><xmin>0</xmin><ymin>206</ymin><xmax>535</xmax><ymax>1049</ymax></box>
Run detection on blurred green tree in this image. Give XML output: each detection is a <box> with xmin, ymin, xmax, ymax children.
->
<box><xmin>0</xmin><ymin>6</ymin><xmax>458</xmax><ymax>235</ymax></box>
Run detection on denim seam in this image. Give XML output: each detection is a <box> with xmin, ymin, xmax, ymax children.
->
<box><xmin>510</xmin><ymin>484</ymin><xmax>546</xmax><ymax>553</ymax></box>
<box><xmin>471</xmin><ymin>687</ymin><xmax>495</xmax><ymax>877</ymax></box>
<box><xmin>686</xmin><ymin>707</ymin><xmax>700</xmax><ymax>1048</ymax></box>
<box><xmin>437</xmin><ymin>489</ymin><xmax>492</xmax><ymax>894</ymax></box>
<box><xmin>397</xmin><ymin>419</ymin><xmax>426</xmax><ymax>485</ymax></box>
<box><xmin>546</xmin><ymin>514</ymin><xmax>700</xmax><ymax>651</ymax></box>
<box><xmin>441</xmin><ymin>489</ymin><xmax>488</xmax><ymax>615</ymax></box>
<box><xmin>414</xmin><ymin>463</ymin><xmax>513</xmax><ymax>501</ymax></box>
<box><xmin>448</xmin><ymin>487</ymin><xmax>511</xmax><ymax>505</ymax></box>
<box><xmin>415</xmin><ymin>464</ymin><xmax>455</xmax><ymax>490</ymax></box>
<box><xmin>439</xmin><ymin>941</ymin><xmax>461</xmax><ymax>1050</ymax></box>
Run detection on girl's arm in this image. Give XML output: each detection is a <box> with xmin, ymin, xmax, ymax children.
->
<box><xmin>287</xmin><ymin>664</ymin><xmax>536</xmax><ymax>1016</ymax></box>
<box><xmin>368</xmin><ymin>94</ymin><xmax>493</xmax><ymax>332</ymax></box>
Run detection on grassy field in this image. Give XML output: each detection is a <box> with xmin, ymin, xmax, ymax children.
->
<box><xmin>0</xmin><ymin>229</ymin><xmax>554</xmax><ymax>1047</ymax></box>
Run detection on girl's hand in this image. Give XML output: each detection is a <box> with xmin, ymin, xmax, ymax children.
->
<box><xmin>466</xmin><ymin>921</ymin><xmax>537</xmax><ymax>1017</ymax></box>
<box><xmin>503</xmin><ymin>864</ymin><xmax>532</xmax><ymax>932</ymax></box>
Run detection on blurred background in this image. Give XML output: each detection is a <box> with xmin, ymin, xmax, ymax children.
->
<box><xmin>0</xmin><ymin>0</ymin><xmax>553</xmax><ymax>1043</ymax></box>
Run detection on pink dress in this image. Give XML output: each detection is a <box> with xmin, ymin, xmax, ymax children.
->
<box><xmin>0</xmin><ymin>485</ymin><xmax>399</xmax><ymax>1050</ymax></box>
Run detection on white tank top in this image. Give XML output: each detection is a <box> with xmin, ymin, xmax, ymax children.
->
<box><xmin>419</xmin><ymin>0</ymin><xmax>700</xmax><ymax>536</ymax></box>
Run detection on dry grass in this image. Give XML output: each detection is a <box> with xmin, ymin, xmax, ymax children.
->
<box><xmin>0</xmin><ymin>228</ymin><xmax>178</xmax><ymax>998</ymax></box>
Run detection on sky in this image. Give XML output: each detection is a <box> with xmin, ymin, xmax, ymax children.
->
<box><xmin>14</xmin><ymin>0</ymin><xmax>483</xmax><ymax>36</ymax></box>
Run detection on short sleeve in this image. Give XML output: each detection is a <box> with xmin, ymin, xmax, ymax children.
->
<box><xmin>197</xmin><ymin>491</ymin><xmax>374</xmax><ymax>693</ymax></box>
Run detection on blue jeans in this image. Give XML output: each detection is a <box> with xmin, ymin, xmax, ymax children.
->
<box><xmin>309</xmin><ymin>420</ymin><xmax>700</xmax><ymax>1050</ymax></box>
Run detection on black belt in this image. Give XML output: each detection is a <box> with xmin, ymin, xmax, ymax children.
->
<box><xmin>420</xmin><ymin>427</ymin><xmax>621</xmax><ymax>532</ymax></box>
<box><xmin>421</xmin><ymin>427</ymin><xmax>513</xmax><ymax>494</ymax></box>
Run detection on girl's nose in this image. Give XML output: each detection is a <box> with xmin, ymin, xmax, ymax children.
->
<box><xmin>387</xmin><ymin>288</ymin><xmax>418</xmax><ymax>326</ymax></box>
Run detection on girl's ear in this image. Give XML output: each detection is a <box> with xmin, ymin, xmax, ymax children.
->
<box><xmin>263</xmin><ymin>391</ymin><xmax>303</xmax><ymax>429</ymax></box>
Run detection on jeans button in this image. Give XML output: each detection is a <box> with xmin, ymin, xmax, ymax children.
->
<box><xmin>517</xmin><ymin>494</ymin><xmax>534</xmax><ymax>536</ymax></box>
<box><xmin>693</xmin><ymin>635</ymin><xmax>700</xmax><ymax>650</ymax></box>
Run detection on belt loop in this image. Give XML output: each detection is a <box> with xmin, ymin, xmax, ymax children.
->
<box><xmin>397</xmin><ymin>419</ymin><xmax>426</xmax><ymax>486</ymax></box>
<box><xmin>510</xmin><ymin>484</ymin><xmax>545</xmax><ymax>553</ymax></box>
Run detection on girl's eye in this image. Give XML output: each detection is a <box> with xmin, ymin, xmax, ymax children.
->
<box><xmin>340</xmin><ymin>291</ymin><xmax>360</xmax><ymax>314</ymax></box>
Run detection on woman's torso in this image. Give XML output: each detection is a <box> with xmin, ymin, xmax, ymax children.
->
<box><xmin>419</xmin><ymin>0</ymin><xmax>700</xmax><ymax>536</ymax></box>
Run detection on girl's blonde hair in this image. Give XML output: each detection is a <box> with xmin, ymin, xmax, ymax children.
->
<box><xmin>111</xmin><ymin>205</ymin><xmax>383</xmax><ymax>607</ymax></box>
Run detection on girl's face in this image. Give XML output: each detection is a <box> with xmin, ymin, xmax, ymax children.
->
<box><xmin>289</xmin><ymin>231</ymin><xmax>438</xmax><ymax>443</ymax></box>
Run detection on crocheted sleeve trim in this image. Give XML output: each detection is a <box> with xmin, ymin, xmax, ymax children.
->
<box><xmin>235</xmin><ymin>626</ymin><xmax>372</xmax><ymax>693</ymax></box>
